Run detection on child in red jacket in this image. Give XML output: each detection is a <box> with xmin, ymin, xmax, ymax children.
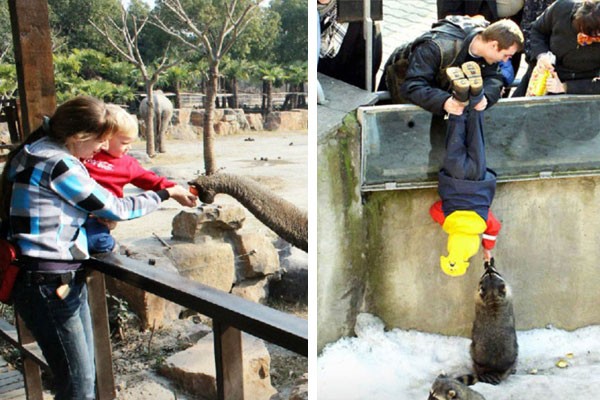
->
<box><xmin>429</xmin><ymin>200</ymin><xmax>501</xmax><ymax>275</ymax></box>
<box><xmin>84</xmin><ymin>104</ymin><xmax>196</xmax><ymax>252</ymax></box>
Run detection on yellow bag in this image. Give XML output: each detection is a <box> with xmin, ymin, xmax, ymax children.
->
<box><xmin>526</xmin><ymin>65</ymin><xmax>550</xmax><ymax>96</ymax></box>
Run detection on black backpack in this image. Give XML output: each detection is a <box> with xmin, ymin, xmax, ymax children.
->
<box><xmin>381</xmin><ymin>15</ymin><xmax>489</xmax><ymax>104</ymax></box>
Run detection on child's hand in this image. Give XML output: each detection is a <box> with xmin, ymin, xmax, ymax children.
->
<box><xmin>98</xmin><ymin>218</ymin><xmax>118</xmax><ymax>230</ymax></box>
<box><xmin>167</xmin><ymin>185</ymin><xmax>198</xmax><ymax>207</ymax></box>
<box><xmin>483</xmin><ymin>248</ymin><xmax>492</xmax><ymax>262</ymax></box>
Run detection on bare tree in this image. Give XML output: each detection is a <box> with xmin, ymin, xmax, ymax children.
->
<box><xmin>152</xmin><ymin>0</ymin><xmax>263</xmax><ymax>175</ymax></box>
<box><xmin>90</xmin><ymin>4</ymin><xmax>178</xmax><ymax>157</ymax></box>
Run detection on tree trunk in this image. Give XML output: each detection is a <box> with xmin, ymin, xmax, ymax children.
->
<box><xmin>232</xmin><ymin>77</ymin><xmax>238</xmax><ymax>109</ymax></box>
<box><xmin>145</xmin><ymin>84</ymin><xmax>155</xmax><ymax>157</ymax></box>
<box><xmin>174</xmin><ymin>80</ymin><xmax>181</xmax><ymax>109</ymax></box>
<box><xmin>266</xmin><ymin>81</ymin><xmax>273</xmax><ymax>116</ymax></box>
<box><xmin>204</xmin><ymin>62</ymin><xmax>218</xmax><ymax>175</ymax></box>
<box><xmin>261</xmin><ymin>81</ymin><xmax>267</xmax><ymax>114</ymax></box>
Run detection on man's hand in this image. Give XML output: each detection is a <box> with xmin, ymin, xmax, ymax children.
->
<box><xmin>473</xmin><ymin>96</ymin><xmax>488</xmax><ymax>111</ymax></box>
<box><xmin>443</xmin><ymin>96</ymin><xmax>467</xmax><ymax>115</ymax></box>
<box><xmin>167</xmin><ymin>185</ymin><xmax>198</xmax><ymax>207</ymax></box>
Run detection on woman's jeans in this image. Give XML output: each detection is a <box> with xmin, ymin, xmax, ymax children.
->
<box><xmin>12</xmin><ymin>274</ymin><xmax>95</xmax><ymax>400</ymax></box>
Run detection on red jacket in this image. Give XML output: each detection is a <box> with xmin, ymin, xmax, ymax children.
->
<box><xmin>84</xmin><ymin>151</ymin><xmax>175</xmax><ymax>198</ymax></box>
<box><xmin>429</xmin><ymin>200</ymin><xmax>501</xmax><ymax>250</ymax></box>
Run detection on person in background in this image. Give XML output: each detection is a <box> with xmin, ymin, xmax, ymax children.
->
<box><xmin>317</xmin><ymin>0</ymin><xmax>383</xmax><ymax>91</ymax></box>
<box><xmin>0</xmin><ymin>96</ymin><xmax>196</xmax><ymax>399</ymax></box>
<box><xmin>83</xmin><ymin>104</ymin><xmax>196</xmax><ymax>253</ymax></box>
<box><xmin>437</xmin><ymin>0</ymin><xmax>525</xmax><ymax>94</ymax></box>
<box><xmin>514</xmin><ymin>0</ymin><xmax>600</xmax><ymax>96</ymax></box>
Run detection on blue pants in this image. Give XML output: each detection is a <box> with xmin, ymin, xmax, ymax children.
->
<box><xmin>442</xmin><ymin>107</ymin><xmax>486</xmax><ymax>181</ymax></box>
<box><xmin>12</xmin><ymin>275</ymin><xmax>95</xmax><ymax>399</ymax></box>
<box><xmin>84</xmin><ymin>217</ymin><xmax>115</xmax><ymax>254</ymax></box>
<box><xmin>438</xmin><ymin>97</ymin><xmax>496</xmax><ymax>221</ymax></box>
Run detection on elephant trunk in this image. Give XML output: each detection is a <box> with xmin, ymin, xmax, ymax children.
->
<box><xmin>189</xmin><ymin>173</ymin><xmax>308</xmax><ymax>252</ymax></box>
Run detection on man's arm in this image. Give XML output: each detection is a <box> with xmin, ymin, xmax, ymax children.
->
<box><xmin>400</xmin><ymin>42</ymin><xmax>452</xmax><ymax>115</ymax></box>
<box><xmin>480</xmin><ymin>62</ymin><xmax>505</xmax><ymax>108</ymax></box>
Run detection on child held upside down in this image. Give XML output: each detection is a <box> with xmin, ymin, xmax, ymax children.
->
<box><xmin>84</xmin><ymin>104</ymin><xmax>197</xmax><ymax>253</ymax></box>
<box><xmin>432</xmin><ymin>61</ymin><xmax>501</xmax><ymax>276</ymax></box>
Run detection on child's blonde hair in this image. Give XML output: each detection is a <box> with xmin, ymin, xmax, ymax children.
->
<box><xmin>106</xmin><ymin>104</ymin><xmax>138</xmax><ymax>138</ymax></box>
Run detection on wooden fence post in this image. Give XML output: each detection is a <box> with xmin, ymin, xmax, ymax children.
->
<box><xmin>213</xmin><ymin>322</ymin><xmax>244</xmax><ymax>400</ymax></box>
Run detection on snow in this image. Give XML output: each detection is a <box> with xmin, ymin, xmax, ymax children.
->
<box><xmin>317</xmin><ymin>313</ymin><xmax>600</xmax><ymax>399</ymax></box>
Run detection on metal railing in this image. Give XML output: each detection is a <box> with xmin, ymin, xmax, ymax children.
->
<box><xmin>0</xmin><ymin>252</ymin><xmax>308</xmax><ymax>399</ymax></box>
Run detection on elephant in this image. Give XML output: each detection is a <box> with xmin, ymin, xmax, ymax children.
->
<box><xmin>189</xmin><ymin>173</ymin><xmax>308</xmax><ymax>252</ymax></box>
<box><xmin>139</xmin><ymin>90</ymin><xmax>173</xmax><ymax>153</ymax></box>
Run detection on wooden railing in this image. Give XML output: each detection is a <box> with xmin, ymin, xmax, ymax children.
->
<box><xmin>0</xmin><ymin>252</ymin><xmax>308</xmax><ymax>399</ymax></box>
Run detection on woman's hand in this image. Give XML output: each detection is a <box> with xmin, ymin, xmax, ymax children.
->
<box><xmin>546</xmin><ymin>72</ymin><xmax>566</xmax><ymax>94</ymax></box>
<box><xmin>536</xmin><ymin>53</ymin><xmax>555</xmax><ymax>72</ymax></box>
<box><xmin>166</xmin><ymin>185</ymin><xmax>198</xmax><ymax>207</ymax></box>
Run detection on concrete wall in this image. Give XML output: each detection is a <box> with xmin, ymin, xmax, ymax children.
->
<box><xmin>317</xmin><ymin>113</ymin><xmax>368</xmax><ymax>350</ymax></box>
<box><xmin>318</xmin><ymin>113</ymin><xmax>600</xmax><ymax>352</ymax></box>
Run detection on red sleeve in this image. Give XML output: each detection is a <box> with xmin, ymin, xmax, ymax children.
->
<box><xmin>429</xmin><ymin>200</ymin><xmax>446</xmax><ymax>226</ymax></box>
<box><xmin>482</xmin><ymin>210</ymin><xmax>501</xmax><ymax>250</ymax></box>
<box><xmin>126</xmin><ymin>155</ymin><xmax>176</xmax><ymax>191</ymax></box>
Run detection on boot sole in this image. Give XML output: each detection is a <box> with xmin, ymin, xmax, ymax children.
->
<box><xmin>461</xmin><ymin>61</ymin><xmax>483</xmax><ymax>96</ymax></box>
<box><xmin>446</xmin><ymin>67</ymin><xmax>470</xmax><ymax>103</ymax></box>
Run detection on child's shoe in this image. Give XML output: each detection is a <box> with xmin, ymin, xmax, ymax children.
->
<box><xmin>461</xmin><ymin>61</ymin><xmax>483</xmax><ymax>97</ymax></box>
<box><xmin>446</xmin><ymin>67</ymin><xmax>470</xmax><ymax>103</ymax></box>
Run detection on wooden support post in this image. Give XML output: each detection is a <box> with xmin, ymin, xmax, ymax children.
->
<box><xmin>213</xmin><ymin>322</ymin><xmax>244</xmax><ymax>400</ymax></box>
<box><xmin>86</xmin><ymin>269</ymin><xmax>116</xmax><ymax>400</ymax></box>
<box><xmin>8</xmin><ymin>0</ymin><xmax>56</xmax><ymax>137</ymax></box>
<box><xmin>15</xmin><ymin>314</ymin><xmax>43</xmax><ymax>400</ymax></box>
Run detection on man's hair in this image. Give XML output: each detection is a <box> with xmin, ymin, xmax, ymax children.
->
<box><xmin>480</xmin><ymin>19</ymin><xmax>524</xmax><ymax>51</ymax></box>
<box><xmin>574</xmin><ymin>0</ymin><xmax>600</xmax><ymax>36</ymax></box>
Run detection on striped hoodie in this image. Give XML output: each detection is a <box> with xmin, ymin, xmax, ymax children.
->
<box><xmin>6</xmin><ymin>137</ymin><xmax>164</xmax><ymax>260</ymax></box>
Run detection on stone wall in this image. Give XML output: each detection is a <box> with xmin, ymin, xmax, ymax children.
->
<box><xmin>170</xmin><ymin>108</ymin><xmax>307</xmax><ymax>136</ymax></box>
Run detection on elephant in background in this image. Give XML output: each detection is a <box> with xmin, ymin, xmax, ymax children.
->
<box><xmin>139</xmin><ymin>90</ymin><xmax>173</xmax><ymax>153</ymax></box>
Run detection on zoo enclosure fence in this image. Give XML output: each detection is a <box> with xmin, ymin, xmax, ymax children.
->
<box><xmin>0</xmin><ymin>252</ymin><xmax>308</xmax><ymax>400</ymax></box>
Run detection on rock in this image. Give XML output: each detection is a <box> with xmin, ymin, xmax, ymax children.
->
<box><xmin>263</xmin><ymin>111</ymin><xmax>308</xmax><ymax>131</ymax></box>
<box><xmin>117</xmin><ymin>380</ymin><xmax>180</xmax><ymax>400</ymax></box>
<box><xmin>246</xmin><ymin>113</ymin><xmax>264</xmax><ymax>131</ymax></box>
<box><xmin>354</xmin><ymin>313</ymin><xmax>386</xmax><ymax>338</ymax></box>
<box><xmin>189</xmin><ymin>110</ymin><xmax>204</xmax><ymax>127</ymax></box>
<box><xmin>171</xmin><ymin>205</ymin><xmax>247</xmax><ymax>242</ymax></box>
<box><xmin>173</xmin><ymin>108</ymin><xmax>192</xmax><ymax>125</ymax></box>
<box><xmin>160</xmin><ymin>333</ymin><xmax>277</xmax><ymax>400</ymax></box>
<box><xmin>231</xmin><ymin>277</ymin><xmax>270</xmax><ymax>304</ymax></box>
<box><xmin>166</xmin><ymin>241</ymin><xmax>235</xmax><ymax>292</ymax></box>
<box><xmin>233</xmin><ymin>232</ymin><xmax>280</xmax><ymax>279</ymax></box>
<box><xmin>105</xmin><ymin>255</ymin><xmax>183</xmax><ymax>329</ymax></box>
<box><xmin>288</xmin><ymin>373</ymin><xmax>308</xmax><ymax>400</ymax></box>
<box><xmin>269</xmin><ymin>246</ymin><xmax>308</xmax><ymax>304</ymax></box>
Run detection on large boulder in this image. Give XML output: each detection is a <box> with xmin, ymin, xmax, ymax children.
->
<box><xmin>105</xmin><ymin>255</ymin><xmax>182</xmax><ymax>329</ymax></box>
<box><xmin>171</xmin><ymin>205</ymin><xmax>247</xmax><ymax>242</ymax></box>
<box><xmin>160</xmin><ymin>333</ymin><xmax>277</xmax><ymax>400</ymax></box>
<box><xmin>166</xmin><ymin>241</ymin><xmax>235</xmax><ymax>292</ymax></box>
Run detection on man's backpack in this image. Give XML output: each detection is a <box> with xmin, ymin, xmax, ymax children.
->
<box><xmin>381</xmin><ymin>15</ymin><xmax>490</xmax><ymax>104</ymax></box>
